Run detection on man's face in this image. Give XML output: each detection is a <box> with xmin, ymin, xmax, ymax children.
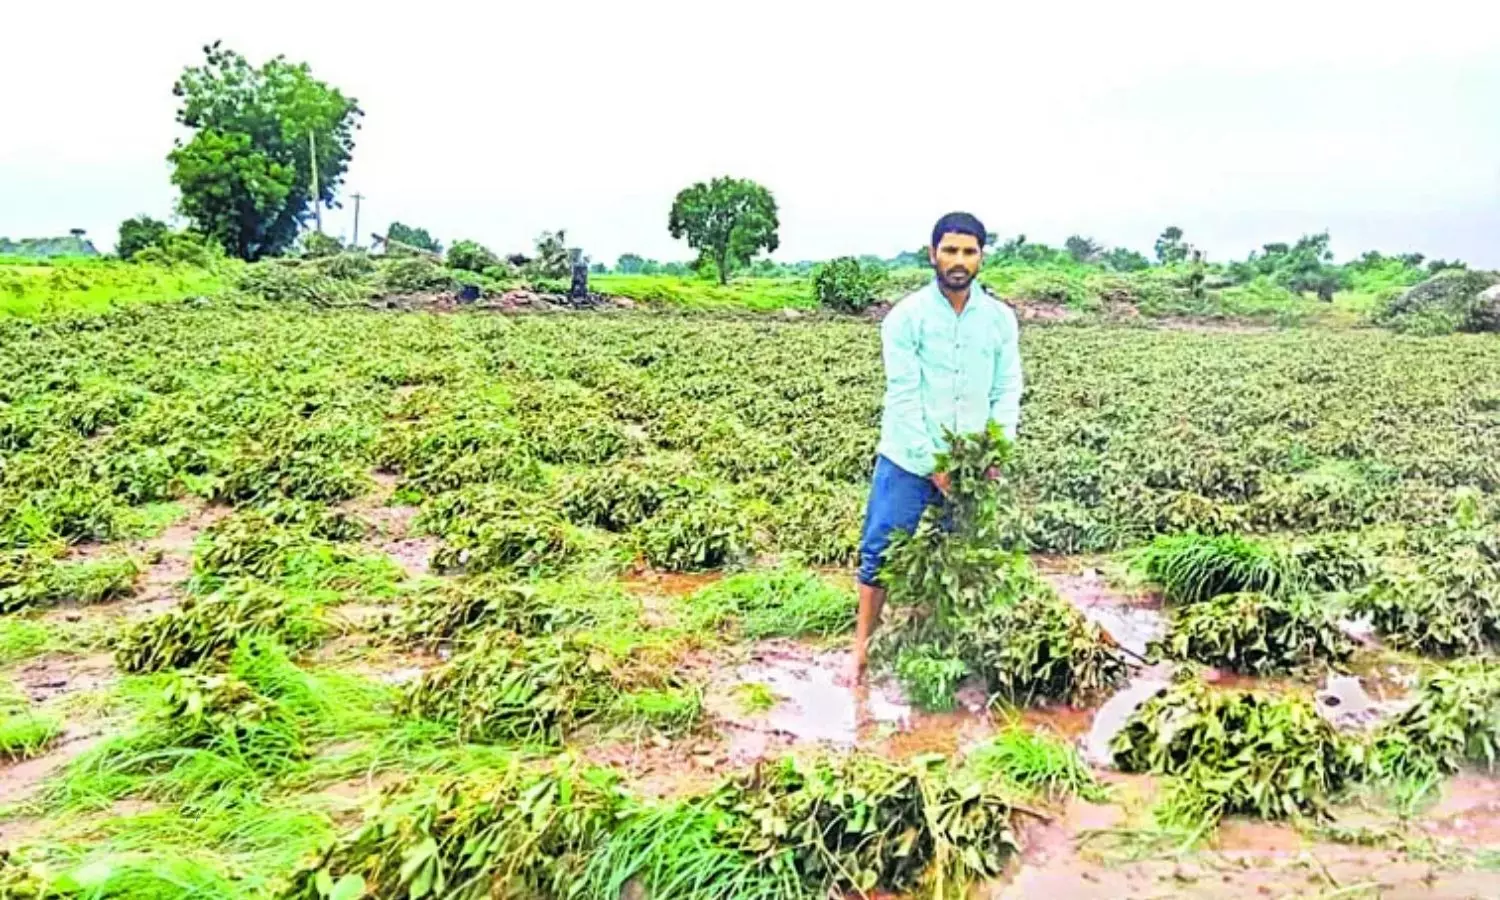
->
<box><xmin>929</xmin><ymin>232</ymin><xmax>982</xmax><ymax>291</ymax></box>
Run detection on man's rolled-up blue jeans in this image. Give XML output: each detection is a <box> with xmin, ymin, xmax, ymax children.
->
<box><xmin>856</xmin><ymin>454</ymin><xmax>945</xmax><ymax>587</ymax></box>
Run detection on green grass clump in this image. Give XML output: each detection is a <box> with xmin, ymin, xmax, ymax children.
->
<box><xmin>0</xmin><ymin>617</ymin><xmax>52</xmax><ymax>664</ymax></box>
<box><xmin>1152</xmin><ymin>591</ymin><xmax>1356</xmax><ymax>675</ymax></box>
<box><xmin>115</xmin><ymin>581</ymin><xmax>333</xmax><ymax>673</ymax></box>
<box><xmin>966</xmin><ymin>726</ymin><xmax>1105</xmax><ymax>801</ymax></box>
<box><xmin>1111</xmin><ymin>673</ymin><xmax>1359</xmax><ymax>825</ymax></box>
<box><xmin>685</xmin><ymin>567</ymin><xmax>854</xmax><ymax>639</ymax></box>
<box><xmin>0</xmin><ymin>710</ymin><xmax>64</xmax><ymax>760</ymax></box>
<box><xmin>1131</xmin><ymin>532</ymin><xmax>1304</xmax><ymax>605</ymax></box>
<box><xmin>53</xmin><ymin>640</ymin><xmax>386</xmax><ymax>811</ymax></box>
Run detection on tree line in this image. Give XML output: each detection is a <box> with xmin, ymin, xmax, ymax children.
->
<box><xmin>118</xmin><ymin>43</ymin><xmax>1466</xmax><ymax>302</ymax></box>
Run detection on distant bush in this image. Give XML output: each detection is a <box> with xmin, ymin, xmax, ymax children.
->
<box><xmin>297</xmin><ymin>232</ymin><xmax>344</xmax><ymax>258</ymax></box>
<box><xmin>812</xmin><ymin>256</ymin><xmax>886</xmax><ymax>313</ymax></box>
<box><xmin>386</xmin><ymin>222</ymin><xmax>441</xmax><ymax>255</ymax></box>
<box><xmin>447</xmin><ymin>240</ymin><xmax>501</xmax><ymax>273</ymax></box>
<box><xmin>234</xmin><ymin>260</ymin><xmax>370</xmax><ymax>307</ymax></box>
<box><xmin>1375</xmin><ymin>270</ymin><xmax>1500</xmax><ymax>335</ymax></box>
<box><xmin>132</xmin><ymin>231</ymin><xmax>225</xmax><ymax>269</ymax></box>
<box><xmin>376</xmin><ymin>256</ymin><xmax>457</xmax><ymax>295</ymax></box>
<box><xmin>116</xmin><ymin>216</ymin><xmax>171</xmax><ymax>261</ymax></box>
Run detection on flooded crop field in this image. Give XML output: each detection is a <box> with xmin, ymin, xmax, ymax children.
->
<box><xmin>3</xmin><ymin>306</ymin><xmax>1500</xmax><ymax>898</ymax></box>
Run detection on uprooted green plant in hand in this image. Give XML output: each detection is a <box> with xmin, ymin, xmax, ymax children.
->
<box><xmin>876</xmin><ymin>425</ymin><xmax>1125</xmax><ymax>709</ymax></box>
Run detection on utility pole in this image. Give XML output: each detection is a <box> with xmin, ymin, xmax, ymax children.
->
<box><xmin>350</xmin><ymin>193</ymin><xmax>364</xmax><ymax>249</ymax></box>
<box><xmin>309</xmin><ymin>131</ymin><xmax>322</xmax><ymax>234</ymax></box>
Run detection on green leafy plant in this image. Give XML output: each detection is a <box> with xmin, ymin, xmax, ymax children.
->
<box><xmin>893</xmin><ymin>646</ymin><xmax>970</xmax><ymax>711</ymax></box>
<box><xmin>1110</xmin><ymin>672</ymin><xmax>1360</xmax><ymax>824</ymax></box>
<box><xmin>115</xmin><ymin>581</ymin><xmax>331</xmax><ymax>673</ymax></box>
<box><xmin>0</xmin><ymin>550</ymin><xmax>138</xmax><ymax>613</ymax></box>
<box><xmin>812</xmin><ymin>256</ymin><xmax>886</xmax><ymax>313</ymax></box>
<box><xmin>1152</xmin><ymin>591</ymin><xmax>1356</xmax><ymax>675</ymax></box>
<box><xmin>399</xmin><ymin>631</ymin><xmax>681</xmax><ymax>745</ymax></box>
<box><xmin>1351</xmin><ymin>525</ymin><xmax>1500</xmax><ymax>656</ymax></box>
<box><xmin>1367</xmin><ymin>658</ymin><xmax>1500</xmax><ymax>785</ymax></box>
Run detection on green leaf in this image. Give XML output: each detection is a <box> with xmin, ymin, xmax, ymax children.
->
<box><xmin>330</xmin><ymin>874</ymin><xmax>366</xmax><ymax>900</ymax></box>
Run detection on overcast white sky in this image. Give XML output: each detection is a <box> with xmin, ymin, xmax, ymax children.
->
<box><xmin>3</xmin><ymin>1</ymin><xmax>1498</xmax><ymax>266</ymax></box>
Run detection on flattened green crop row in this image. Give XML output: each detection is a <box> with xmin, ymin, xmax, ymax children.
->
<box><xmin>3</xmin><ymin>306</ymin><xmax>1497</xmax><ymax>572</ymax></box>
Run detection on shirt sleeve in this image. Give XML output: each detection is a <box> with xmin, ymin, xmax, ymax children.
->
<box><xmin>882</xmin><ymin>309</ymin><xmax>943</xmax><ymax>476</ymax></box>
<box><xmin>989</xmin><ymin>308</ymin><xmax>1023</xmax><ymax>442</ymax></box>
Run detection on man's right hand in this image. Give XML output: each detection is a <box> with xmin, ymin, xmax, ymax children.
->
<box><xmin>931</xmin><ymin>472</ymin><xmax>952</xmax><ymax>497</ymax></box>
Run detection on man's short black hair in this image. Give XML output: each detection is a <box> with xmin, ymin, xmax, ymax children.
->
<box><xmin>931</xmin><ymin>212</ymin><xmax>987</xmax><ymax>249</ymax></box>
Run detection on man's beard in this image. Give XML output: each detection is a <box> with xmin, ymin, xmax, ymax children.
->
<box><xmin>940</xmin><ymin>267</ymin><xmax>973</xmax><ymax>290</ymax></box>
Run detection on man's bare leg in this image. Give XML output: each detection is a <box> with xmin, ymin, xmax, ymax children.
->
<box><xmin>852</xmin><ymin>582</ymin><xmax>886</xmax><ymax>684</ymax></box>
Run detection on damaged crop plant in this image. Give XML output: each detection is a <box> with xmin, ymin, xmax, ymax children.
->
<box><xmin>285</xmin><ymin>751</ymin><xmax>1021</xmax><ymax>900</ymax></box>
<box><xmin>875</xmin><ymin>424</ymin><xmax>1127</xmax><ymax>710</ymax></box>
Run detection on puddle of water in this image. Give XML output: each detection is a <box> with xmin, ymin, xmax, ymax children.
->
<box><xmin>1079</xmin><ymin>670</ymin><xmax>1173</xmax><ymax>768</ymax></box>
<box><xmin>731</xmin><ymin>643</ymin><xmax>908</xmax><ymax>745</ymax></box>
<box><xmin>1038</xmin><ymin>566</ymin><xmax>1164</xmax><ymax>660</ymax></box>
<box><xmin>703</xmin><ymin>640</ymin><xmax>999</xmax><ymax>759</ymax></box>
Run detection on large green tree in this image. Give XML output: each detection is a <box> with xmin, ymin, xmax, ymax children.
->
<box><xmin>668</xmin><ymin>177</ymin><xmax>779</xmax><ymax>284</ymax></box>
<box><xmin>168</xmin><ymin>42</ymin><xmax>362</xmax><ymax>260</ymax></box>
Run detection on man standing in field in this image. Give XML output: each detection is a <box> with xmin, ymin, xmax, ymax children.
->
<box><xmin>851</xmin><ymin>212</ymin><xmax>1023</xmax><ymax>683</ymax></box>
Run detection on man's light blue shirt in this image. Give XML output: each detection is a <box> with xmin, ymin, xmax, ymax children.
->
<box><xmin>875</xmin><ymin>279</ymin><xmax>1023</xmax><ymax>477</ymax></box>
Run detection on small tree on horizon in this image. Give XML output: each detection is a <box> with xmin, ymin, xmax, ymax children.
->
<box><xmin>668</xmin><ymin>176</ymin><xmax>779</xmax><ymax>284</ymax></box>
